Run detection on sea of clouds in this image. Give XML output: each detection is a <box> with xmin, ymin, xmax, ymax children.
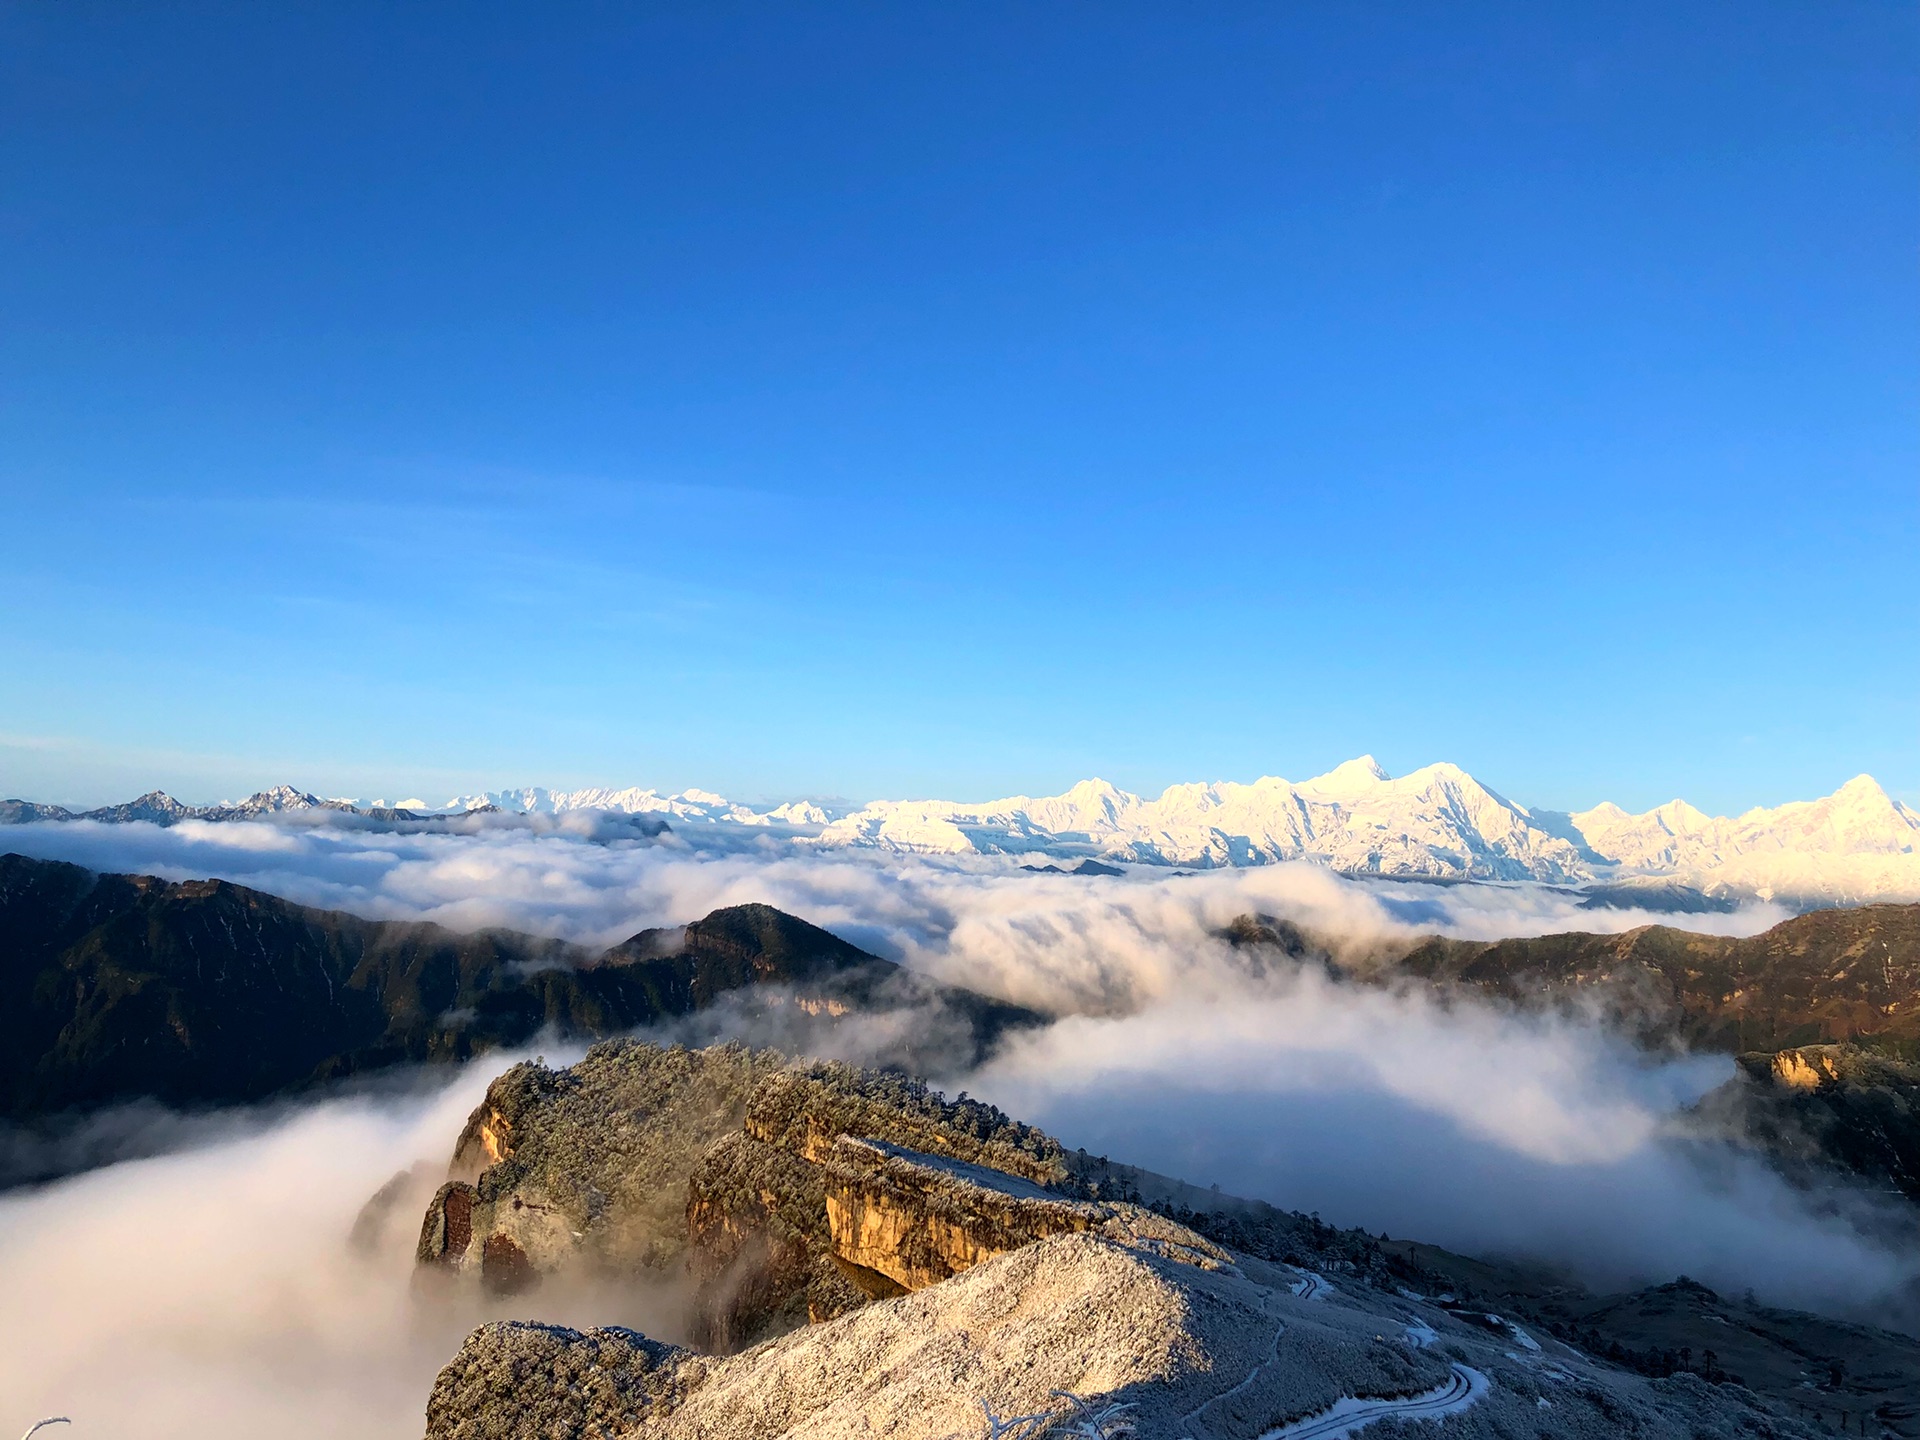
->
<box><xmin>0</xmin><ymin>818</ymin><xmax>1911</xmax><ymax>1440</ymax></box>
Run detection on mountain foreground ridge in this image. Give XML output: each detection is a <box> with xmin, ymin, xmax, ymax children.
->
<box><xmin>399</xmin><ymin>1038</ymin><xmax>1916</xmax><ymax>1439</ymax></box>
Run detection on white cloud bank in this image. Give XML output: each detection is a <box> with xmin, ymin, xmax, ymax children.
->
<box><xmin>968</xmin><ymin>976</ymin><xmax>1919</xmax><ymax>1323</ymax></box>
<box><xmin>0</xmin><ymin>815</ymin><xmax>1785</xmax><ymax>994</ymax></box>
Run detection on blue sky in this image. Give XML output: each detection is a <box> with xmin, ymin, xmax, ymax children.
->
<box><xmin>1</xmin><ymin>2</ymin><xmax>1914</xmax><ymax>812</ymax></box>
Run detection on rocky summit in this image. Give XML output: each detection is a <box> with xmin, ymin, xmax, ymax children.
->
<box><xmin>411</xmin><ymin>1040</ymin><xmax>1918</xmax><ymax>1438</ymax></box>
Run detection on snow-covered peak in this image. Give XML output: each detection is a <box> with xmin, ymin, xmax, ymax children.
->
<box><xmin>1818</xmin><ymin>774</ymin><xmax>1903</xmax><ymax>821</ymax></box>
<box><xmin>1298</xmin><ymin>756</ymin><xmax>1392</xmax><ymax>795</ymax></box>
<box><xmin>217</xmin><ymin>786</ymin><xmax>331</xmax><ymax>816</ymax></box>
<box><xmin>764</xmin><ymin>799</ymin><xmax>841</xmax><ymax>826</ymax></box>
<box><xmin>1022</xmin><ymin>778</ymin><xmax>1144</xmax><ymax>834</ymax></box>
<box><xmin>1835</xmin><ymin>774</ymin><xmax>1888</xmax><ymax>797</ymax></box>
<box><xmin>1655</xmin><ymin>799</ymin><xmax>1714</xmax><ymax>830</ymax></box>
<box><xmin>1574</xmin><ymin>798</ymin><xmax>1714</xmax><ymax>846</ymax></box>
<box><xmin>1569</xmin><ymin>774</ymin><xmax>1918</xmax><ymax>902</ymax></box>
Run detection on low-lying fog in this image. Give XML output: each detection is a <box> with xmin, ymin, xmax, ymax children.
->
<box><xmin>2</xmin><ymin>819</ymin><xmax>1912</xmax><ymax>1439</ymax></box>
<box><xmin>0</xmin><ymin>1055</ymin><xmax>696</xmax><ymax>1440</ymax></box>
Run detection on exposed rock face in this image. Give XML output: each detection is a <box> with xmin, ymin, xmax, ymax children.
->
<box><xmin>1774</xmin><ymin>1046</ymin><xmax>1844</xmax><ymax>1091</ymax></box>
<box><xmin>684</xmin><ymin>1058</ymin><xmax>1089</xmax><ymax>1346</ymax></box>
<box><xmin>682</xmin><ymin>1128</ymin><xmax>864</xmax><ymax>1345</ymax></box>
<box><xmin>822</xmin><ymin>1136</ymin><xmax>1093</xmax><ymax>1290</ymax></box>
<box><xmin>820</xmin><ymin>1134</ymin><xmax>1240</xmax><ymax>1300</ymax></box>
<box><xmin>1764</xmin><ymin>1042</ymin><xmax>1914</xmax><ymax>1094</ymax></box>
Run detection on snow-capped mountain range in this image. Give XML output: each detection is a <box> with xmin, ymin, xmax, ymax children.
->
<box><xmin>8</xmin><ymin>760</ymin><xmax>1918</xmax><ymax>903</ymax></box>
<box><xmin>419</xmin><ymin>759</ymin><xmax>1920</xmax><ymax>901</ymax></box>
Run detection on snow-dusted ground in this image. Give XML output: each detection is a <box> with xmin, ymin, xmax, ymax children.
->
<box><xmin>423</xmin><ymin>1226</ymin><xmax>1820</xmax><ymax>1440</ymax></box>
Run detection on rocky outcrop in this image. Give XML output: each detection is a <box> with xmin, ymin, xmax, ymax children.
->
<box><xmin>740</xmin><ymin>1063</ymin><xmax>1067</xmax><ymax>1182</ymax></box>
<box><xmin>411</xmin><ymin>1040</ymin><xmax>1214</xmax><ymax>1350</ymax></box>
<box><xmin>1236</xmin><ymin>903</ymin><xmax>1920</xmax><ymax>1207</ymax></box>
<box><xmin>415</xmin><ymin>1041</ymin><xmax>781</xmax><ymax>1288</ymax></box>
<box><xmin>820</xmin><ymin>1136</ymin><xmax>1099</xmax><ymax>1290</ymax></box>
<box><xmin>1704</xmin><ymin>1042</ymin><xmax>1920</xmax><ymax>1203</ymax></box>
<box><xmin>1762</xmin><ymin>1043</ymin><xmax>1914</xmax><ymax>1093</ymax></box>
<box><xmin>410</xmin><ymin>1042</ymin><xmax>1092</xmax><ymax>1346</ymax></box>
<box><xmin>816</xmin><ymin>1135</ymin><xmax>1237</xmax><ymax>1293</ymax></box>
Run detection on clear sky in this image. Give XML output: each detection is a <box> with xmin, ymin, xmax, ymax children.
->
<box><xmin>1</xmin><ymin>2</ymin><xmax>1914</xmax><ymax>813</ymax></box>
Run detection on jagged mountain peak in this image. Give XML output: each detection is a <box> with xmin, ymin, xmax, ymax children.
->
<box><xmin>1648</xmin><ymin>798</ymin><xmax>1714</xmax><ymax>831</ymax></box>
<box><xmin>1824</xmin><ymin>773</ymin><xmax>1902</xmax><ymax>814</ymax></box>
<box><xmin>1299</xmin><ymin>755</ymin><xmax>1392</xmax><ymax>793</ymax></box>
<box><xmin>225</xmin><ymin>785</ymin><xmax>323</xmax><ymax>811</ymax></box>
<box><xmin>1392</xmin><ymin>760</ymin><xmax>1487</xmax><ymax>795</ymax></box>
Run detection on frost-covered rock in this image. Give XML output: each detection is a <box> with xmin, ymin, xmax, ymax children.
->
<box><xmin>423</xmin><ymin>1229</ymin><xmax>1825</xmax><ymax>1440</ymax></box>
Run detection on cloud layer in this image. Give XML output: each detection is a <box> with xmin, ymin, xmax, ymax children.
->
<box><xmin>968</xmin><ymin>974</ymin><xmax>1920</xmax><ymax>1322</ymax></box>
<box><xmin>0</xmin><ymin>815</ymin><xmax>1785</xmax><ymax>1001</ymax></box>
<box><xmin>0</xmin><ymin>1058</ymin><xmax>695</xmax><ymax>1440</ymax></box>
<box><xmin>2</xmin><ymin>818</ymin><xmax>1913</xmax><ymax>1440</ymax></box>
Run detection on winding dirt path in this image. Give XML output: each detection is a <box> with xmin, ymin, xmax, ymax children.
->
<box><xmin>1255</xmin><ymin>1364</ymin><xmax>1488</xmax><ymax>1439</ymax></box>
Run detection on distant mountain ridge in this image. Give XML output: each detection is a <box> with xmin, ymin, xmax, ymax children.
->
<box><xmin>428</xmin><ymin>759</ymin><xmax>1920</xmax><ymax>901</ymax></box>
<box><xmin>6</xmin><ymin>758</ymin><xmax>1917</xmax><ymax>902</ymax></box>
<box><xmin>0</xmin><ymin>852</ymin><xmax>1037</xmax><ymax>1148</ymax></box>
